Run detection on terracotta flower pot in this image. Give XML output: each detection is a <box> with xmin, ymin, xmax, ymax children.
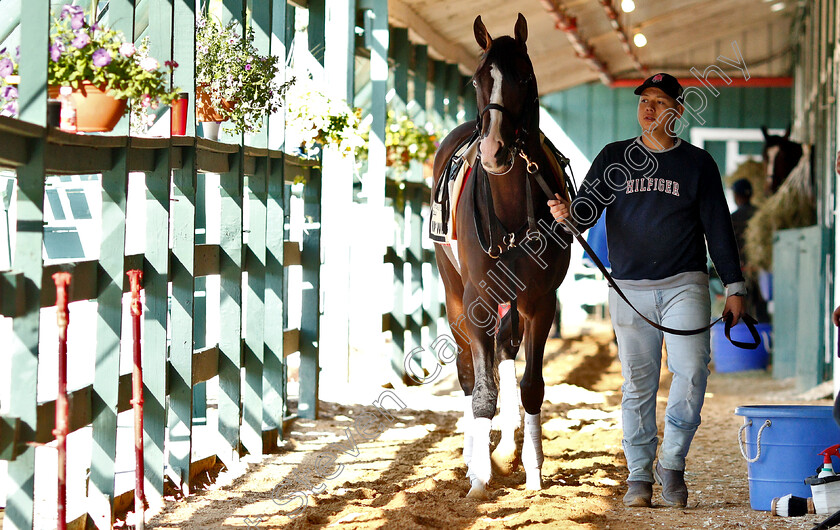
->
<box><xmin>195</xmin><ymin>85</ymin><xmax>235</xmax><ymax>123</ymax></box>
<box><xmin>48</xmin><ymin>82</ymin><xmax>127</xmax><ymax>132</ymax></box>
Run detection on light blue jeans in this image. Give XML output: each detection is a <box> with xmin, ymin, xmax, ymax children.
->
<box><xmin>608</xmin><ymin>282</ymin><xmax>711</xmax><ymax>483</ymax></box>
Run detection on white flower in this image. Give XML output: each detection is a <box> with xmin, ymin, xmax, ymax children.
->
<box><xmin>139</xmin><ymin>57</ymin><xmax>158</xmax><ymax>72</ymax></box>
<box><xmin>120</xmin><ymin>43</ymin><xmax>136</xmax><ymax>57</ymax></box>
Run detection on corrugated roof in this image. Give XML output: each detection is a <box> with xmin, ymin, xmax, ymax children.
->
<box><xmin>389</xmin><ymin>0</ymin><xmax>795</xmax><ymax>94</ymax></box>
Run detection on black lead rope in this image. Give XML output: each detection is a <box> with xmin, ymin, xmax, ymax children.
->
<box><xmin>527</xmin><ymin>168</ymin><xmax>761</xmax><ymax>350</ymax></box>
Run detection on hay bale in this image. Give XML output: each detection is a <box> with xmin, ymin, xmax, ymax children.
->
<box><xmin>726</xmin><ymin>159</ymin><xmax>767</xmax><ymax>206</ymax></box>
<box><xmin>743</xmin><ymin>145</ymin><xmax>816</xmax><ymax>270</ymax></box>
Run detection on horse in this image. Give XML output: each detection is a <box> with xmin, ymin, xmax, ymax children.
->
<box><xmin>431</xmin><ymin>13</ymin><xmax>572</xmax><ymax>499</ymax></box>
<box><xmin>761</xmin><ymin>125</ymin><xmax>802</xmax><ymax>194</ymax></box>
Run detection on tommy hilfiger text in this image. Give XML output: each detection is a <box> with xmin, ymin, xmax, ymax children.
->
<box><xmin>626</xmin><ymin>177</ymin><xmax>680</xmax><ymax>196</ymax></box>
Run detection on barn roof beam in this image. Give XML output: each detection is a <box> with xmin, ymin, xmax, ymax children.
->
<box><xmin>540</xmin><ymin>0</ymin><xmax>613</xmax><ymax>85</ymax></box>
<box><xmin>597</xmin><ymin>0</ymin><xmax>648</xmax><ymax>77</ymax></box>
<box><xmin>388</xmin><ymin>0</ymin><xmax>477</xmax><ymax>76</ymax></box>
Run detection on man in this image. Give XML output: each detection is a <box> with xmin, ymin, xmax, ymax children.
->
<box><xmin>730</xmin><ymin>178</ymin><xmax>756</xmax><ymax>252</ymax></box>
<box><xmin>548</xmin><ymin>73</ymin><xmax>745</xmax><ymax>508</ymax></box>
<box><xmin>729</xmin><ymin>179</ymin><xmax>768</xmax><ymax>321</ymax></box>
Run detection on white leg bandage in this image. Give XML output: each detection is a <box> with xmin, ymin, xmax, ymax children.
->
<box><xmin>521</xmin><ymin>412</ymin><xmax>543</xmax><ymax>490</ymax></box>
<box><xmin>470</xmin><ymin>417</ymin><xmax>492</xmax><ymax>485</ymax></box>
<box><xmin>462</xmin><ymin>394</ymin><xmax>474</xmax><ymax>473</ymax></box>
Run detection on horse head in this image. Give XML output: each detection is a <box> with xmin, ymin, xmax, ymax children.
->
<box><xmin>761</xmin><ymin>125</ymin><xmax>802</xmax><ymax>194</ymax></box>
<box><xmin>472</xmin><ymin>14</ymin><xmax>539</xmax><ymax>175</ymax></box>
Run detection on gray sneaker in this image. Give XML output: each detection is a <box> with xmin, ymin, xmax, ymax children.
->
<box><xmin>654</xmin><ymin>461</ymin><xmax>688</xmax><ymax>507</ymax></box>
<box><xmin>622</xmin><ymin>480</ymin><xmax>653</xmax><ymax>507</ymax></box>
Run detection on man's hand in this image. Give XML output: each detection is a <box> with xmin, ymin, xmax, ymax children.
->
<box><xmin>723</xmin><ymin>295</ymin><xmax>745</xmax><ymax>326</ymax></box>
<box><xmin>548</xmin><ymin>193</ymin><xmax>571</xmax><ymax>224</ymax></box>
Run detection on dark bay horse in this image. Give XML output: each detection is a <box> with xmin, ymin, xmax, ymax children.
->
<box><xmin>762</xmin><ymin>125</ymin><xmax>802</xmax><ymax>194</ymax></box>
<box><xmin>432</xmin><ymin>14</ymin><xmax>571</xmax><ymax>499</ymax></box>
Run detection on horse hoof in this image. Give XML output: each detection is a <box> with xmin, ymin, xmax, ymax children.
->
<box><xmin>467</xmin><ymin>480</ymin><xmax>489</xmax><ymax>500</ymax></box>
<box><xmin>491</xmin><ymin>443</ymin><xmax>518</xmax><ymax>476</ymax></box>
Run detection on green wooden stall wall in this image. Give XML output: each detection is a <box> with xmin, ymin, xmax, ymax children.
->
<box><xmin>541</xmin><ymin>83</ymin><xmax>793</xmax><ymax>174</ymax></box>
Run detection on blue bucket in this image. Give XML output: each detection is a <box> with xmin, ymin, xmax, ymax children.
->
<box><xmin>734</xmin><ymin>405</ymin><xmax>840</xmax><ymax>510</ymax></box>
<box><xmin>711</xmin><ymin>322</ymin><xmax>771</xmax><ymax>372</ymax></box>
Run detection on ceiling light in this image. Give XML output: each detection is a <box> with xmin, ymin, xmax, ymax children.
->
<box><xmin>771</xmin><ymin>2</ymin><xmax>785</xmax><ymax>11</ymax></box>
<box><xmin>633</xmin><ymin>32</ymin><xmax>647</xmax><ymax>48</ymax></box>
<box><xmin>621</xmin><ymin>0</ymin><xmax>636</xmax><ymax>13</ymax></box>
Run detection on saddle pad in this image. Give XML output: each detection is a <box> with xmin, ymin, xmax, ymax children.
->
<box><xmin>450</xmin><ymin>165</ymin><xmax>472</xmax><ymax>240</ymax></box>
<box><xmin>429</xmin><ymin>138</ymin><xmax>478</xmax><ymax>244</ymax></box>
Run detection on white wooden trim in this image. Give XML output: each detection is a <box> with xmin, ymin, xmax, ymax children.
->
<box><xmin>690</xmin><ymin>127</ymin><xmax>784</xmax><ymax>176</ymax></box>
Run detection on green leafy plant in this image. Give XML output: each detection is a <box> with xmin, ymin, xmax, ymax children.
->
<box><xmin>195</xmin><ymin>14</ymin><xmax>294</xmax><ymax>134</ymax></box>
<box><xmin>284</xmin><ymin>75</ymin><xmax>363</xmax><ymax>158</ymax></box>
<box><xmin>48</xmin><ymin>5</ymin><xmax>178</xmax><ymax>105</ymax></box>
<box><xmin>357</xmin><ymin>110</ymin><xmax>440</xmax><ymax>172</ymax></box>
<box><xmin>385</xmin><ymin>110</ymin><xmax>438</xmax><ymax>170</ymax></box>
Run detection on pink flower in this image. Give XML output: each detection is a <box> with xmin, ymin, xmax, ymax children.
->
<box><xmin>50</xmin><ymin>43</ymin><xmax>65</xmax><ymax>62</ymax></box>
<box><xmin>92</xmin><ymin>48</ymin><xmax>112</xmax><ymax>67</ymax></box>
<box><xmin>119</xmin><ymin>43</ymin><xmax>135</xmax><ymax>57</ymax></box>
<box><xmin>71</xmin><ymin>31</ymin><xmax>91</xmax><ymax>49</ymax></box>
<box><xmin>0</xmin><ymin>58</ymin><xmax>12</xmax><ymax>78</ymax></box>
<box><xmin>62</xmin><ymin>5</ymin><xmax>86</xmax><ymax>30</ymax></box>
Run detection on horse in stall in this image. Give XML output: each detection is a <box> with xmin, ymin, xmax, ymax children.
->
<box><xmin>762</xmin><ymin>125</ymin><xmax>803</xmax><ymax>194</ymax></box>
<box><xmin>431</xmin><ymin>14</ymin><xmax>572</xmax><ymax>499</ymax></box>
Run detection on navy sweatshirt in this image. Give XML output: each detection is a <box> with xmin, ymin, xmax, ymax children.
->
<box><xmin>571</xmin><ymin>137</ymin><xmax>744</xmax><ymax>286</ymax></box>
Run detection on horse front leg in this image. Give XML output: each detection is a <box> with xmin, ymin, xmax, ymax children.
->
<box><xmin>491</xmin><ymin>305</ymin><xmax>523</xmax><ymax>476</ymax></box>
<box><xmin>435</xmin><ymin>250</ymin><xmax>476</xmax><ymax>475</ymax></box>
<box><xmin>519</xmin><ymin>294</ymin><xmax>555</xmax><ymax>490</ymax></box>
<box><xmin>462</xmin><ymin>287</ymin><xmax>499</xmax><ymax>499</ymax></box>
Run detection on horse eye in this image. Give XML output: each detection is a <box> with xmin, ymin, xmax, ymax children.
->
<box><xmin>472</xmin><ymin>80</ymin><xmax>477</xmax><ymax>87</ymax></box>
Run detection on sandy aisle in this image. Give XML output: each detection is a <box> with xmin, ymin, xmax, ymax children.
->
<box><xmin>147</xmin><ymin>328</ymin><xmax>832</xmax><ymax>529</ymax></box>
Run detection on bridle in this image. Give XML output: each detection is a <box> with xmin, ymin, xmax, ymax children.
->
<box><xmin>475</xmin><ymin>98</ymin><xmax>538</xmax><ymax>176</ymax></box>
<box><xmin>470</xmin><ymin>85</ymin><xmax>568</xmax><ymax>348</ymax></box>
<box><xmin>471</xmin><ymin>73</ymin><xmax>544</xmax><ymax>260</ymax></box>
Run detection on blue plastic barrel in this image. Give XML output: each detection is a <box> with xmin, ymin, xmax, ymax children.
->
<box><xmin>711</xmin><ymin>322</ymin><xmax>771</xmax><ymax>372</ymax></box>
<box><xmin>734</xmin><ymin>405</ymin><xmax>840</xmax><ymax>510</ymax></box>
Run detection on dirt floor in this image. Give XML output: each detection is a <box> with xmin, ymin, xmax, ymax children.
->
<box><xmin>148</xmin><ymin>325</ymin><xmax>834</xmax><ymax>529</ymax></box>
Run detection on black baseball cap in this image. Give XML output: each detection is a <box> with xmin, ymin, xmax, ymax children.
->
<box><xmin>634</xmin><ymin>72</ymin><xmax>684</xmax><ymax>101</ymax></box>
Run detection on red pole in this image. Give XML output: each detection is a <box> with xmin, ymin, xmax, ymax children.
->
<box><xmin>52</xmin><ymin>272</ymin><xmax>71</xmax><ymax>530</ymax></box>
<box><xmin>127</xmin><ymin>270</ymin><xmax>145</xmax><ymax>530</ymax></box>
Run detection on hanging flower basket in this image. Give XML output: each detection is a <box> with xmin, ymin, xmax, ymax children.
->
<box><xmin>48</xmin><ymin>82</ymin><xmax>127</xmax><ymax>132</ymax></box>
<box><xmin>195</xmin><ymin>84</ymin><xmax>235</xmax><ymax>123</ymax></box>
<box><xmin>195</xmin><ymin>15</ymin><xmax>293</xmax><ymax>134</ymax></box>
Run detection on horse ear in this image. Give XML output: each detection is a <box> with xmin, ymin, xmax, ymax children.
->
<box><xmin>514</xmin><ymin>13</ymin><xmax>528</xmax><ymax>47</ymax></box>
<box><xmin>760</xmin><ymin>126</ymin><xmax>769</xmax><ymax>140</ymax></box>
<box><xmin>474</xmin><ymin>16</ymin><xmax>492</xmax><ymax>51</ymax></box>
<box><xmin>784</xmin><ymin>124</ymin><xmax>791</xmax><ymax>139</ymax></box>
